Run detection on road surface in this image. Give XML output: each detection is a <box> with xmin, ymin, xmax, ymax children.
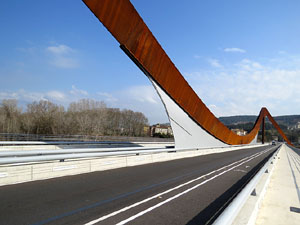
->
<box><xmin>0</xmin><ymin>145</ymin><xmax>278</xmax><ymax>225</ymax></box>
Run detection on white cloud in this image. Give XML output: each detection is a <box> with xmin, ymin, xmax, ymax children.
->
<box><xmin>0</xmin><ymin>91</ymin><xmax>18</xmax><ymax>99</ymax></box>
<box><xmin>46</xmin><ymin>44</ymin><xmax>79</xmax><ymax>68</ymax></box>
<box><xmin>278</xmin><ymin>50</ymin><xmax>287</xmax><ymax>55</ymax></box>
<box><xmin>0</xmin><ymin>86</ymin><xmax>86</xmax><ymax>106</ymax></box>
<box><xmin>125</xmin><ymin>85</ymin><xmax>159</xmax><ymax>104</ymax></box>
<box><xmin>106</xmin><ymin>85</ymin><xmax>168</xmax><ymax>124</ymax></box>
<box><xmin>46</xmin><ymin>91</ymin><xmax>67</xmax><ymax>101</ymax></box>
<box><xmin>237</xmin><ymin>58</ymin><xmax>263</xmax><ymax>70</ymax></box>
<box><xmin>47</xmin><ymin>45</ymin><xmax>74</xmax><ymax>55</ymax></box>
<box><xmin>185</xmin><ymin>55</ymin><xmax>300</xmax><ymax>117</ymax></box>
<box><xmin>50</xmin><ymin>57</ymin><xmax>79</xmax><ymax>68</ymax></box>
<box><xmin>0</xmin><ymin>89</ymin><xmax>47</xmax><ymax>103</ymax></box>
<box><xmin>208</xmin><ymin>58</ymin><xmax>222</xmax><ymax>68</ymax></box>
<box><xmin>97</xmin><ymin>92</ymin><xmax>118</xmax><ymax>102</ymax></box>
<box><xmin>70</xmin><ymin>85</ymin><xmax>88</xmax><ymax>96</ymax></box>
<box><xmin>124</xmin><ymin>85</ymin><xmax>168</xmax><ymax>123</ymax></box>
<box><xmin>224</xmin><ymin>47</ymin><xmax>246</xmax><ymax>53</ymax></box>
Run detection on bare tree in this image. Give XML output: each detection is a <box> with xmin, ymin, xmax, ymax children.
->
<box><xmin>120</xmin><ymin>110</ymin><xmax>148</xmax><ymax>136</ymax></box>
<box><xmin>27</xmin><ymin>100</ymin><xmax>61</xmax><ymax>134</ymax></box>
<box><xmin>68</xmin><ymin>99</ymin><xmax>107</xmax><ymax>135</ymax></box>
<box><xmin>0</xmin><ymin>99</ymin><xmax>21</xmax><ymax>133</ymax></box>
<box><xmin>0</xmin><ymin>98</ymin><xmax>149</xmax><ymax>138</ymax></box>
<box><xmin>68</xmin><ymin>99</ymin><xmax>106</xmax><ymax>112</ymax></box>
<box><xmin>19</xmin><ymin>112</ymin><xmax>34</xmax><ymax>134</ymax></box>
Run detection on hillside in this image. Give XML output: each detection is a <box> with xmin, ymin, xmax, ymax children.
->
<box><xmin>218</xmin><ymin>115</ymin><xmax>257</xmax><ymax>125</ymax></box>
<box><xmin>218</xmin><ymin>114</ymin><xmax>300</xmax><ymax>145</ymax></box>
<box><xmin>219</xmin><ymin>115</ymin><xmax>300</xmax><ymax>128</ymax></box>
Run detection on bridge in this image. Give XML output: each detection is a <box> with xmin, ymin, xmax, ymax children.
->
<box><xmin>1</xmin><ymin>0</ymin><xmax>300</xmax><ymax>224</ymax></box>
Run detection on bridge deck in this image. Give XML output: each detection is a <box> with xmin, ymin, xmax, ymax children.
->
<box><xmin>0</xmin><ymin>145</ymin><xmax>276</xmax><ymax>225</ymax></box>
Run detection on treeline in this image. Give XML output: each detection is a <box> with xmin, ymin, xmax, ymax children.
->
<box><xmin>0</xmin><ymin>99</ymin><xmax>149</xmax><ymax>137</ymax></box>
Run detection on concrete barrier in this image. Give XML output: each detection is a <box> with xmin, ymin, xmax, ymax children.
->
<box><xmin>32</xmin><ymin>161</ymin><xmax>91</xmax><ymax>181</ymax></box>
<box><xmin>0</xmin><ymin>165</ymin><xmax>32</xmax><ymax>185</ymax></box>
<box><xmin>126</xmin><ymin>155</ymin><xmax>153</xmax><ymax>167</ymax></box>
<box><xmin>90</xmin><ymin>157</ymin><xmax>127</xmax><ymax>172</ymax></box>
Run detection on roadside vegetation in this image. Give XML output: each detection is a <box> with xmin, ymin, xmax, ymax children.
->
<box><xmin>0</xmin><ymin>99</ymin><xmax>148</xmax><ymax>137</ymax></box>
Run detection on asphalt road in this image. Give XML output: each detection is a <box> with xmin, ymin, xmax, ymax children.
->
<box><xmin>0</xmin><ymin>145</ymin><xmax>278</xmax><ymax>225</ymax></box>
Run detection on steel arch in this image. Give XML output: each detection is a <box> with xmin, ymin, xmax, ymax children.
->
<box><xmin>83</xmin><ymin>0</ymin><xmax>292</xmax><ymax>146</ymax></box>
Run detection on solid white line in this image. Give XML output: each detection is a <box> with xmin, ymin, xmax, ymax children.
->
<box><xmin>84</xmin><ymin>150</ymin><xmax>265</xmax><ymax>225</ymax></box>
<box><xmin>116</xmin><ymin>149</ymin><xmax>271</xmax><ymax>225</ymax></box>
<box><xmin>84</xmin><ymin>148</ymin><xmax>273</xmax><ymax>225</ymax></box>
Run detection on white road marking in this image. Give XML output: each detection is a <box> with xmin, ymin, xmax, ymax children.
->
<box><xmin>234</xmin><ymin>169</ymin><xmax>247</xmax><ymax>173</ymax></box>
<box><xmin>84</xmin><ymin>148</ymin><xmax>273</xmax><ymax>225</ymax></box>
<box><xmin>116</xmin><ymin>149</ymin><xmax>271</xmax><ymax>225</ymax></box>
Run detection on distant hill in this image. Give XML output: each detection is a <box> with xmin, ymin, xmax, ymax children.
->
<box><xmin>274</xmin><ymin>115</ymin><xmax>300</xmax><ymax>127</ymax></box>
<box><xmin>219</xmin><ymin>115</ymin><xmax>257</xmax><ymax>125</ymax></box>
<box><xmin>219</xmin><ymin>115</ymin><xmax>300</xmax><ymax>127</ymax></box>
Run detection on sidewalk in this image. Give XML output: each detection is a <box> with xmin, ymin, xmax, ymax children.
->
<box><xmin>256</xmin><ymin>144</ymin><xmax>300</xmax><ymax>224</ymax></box>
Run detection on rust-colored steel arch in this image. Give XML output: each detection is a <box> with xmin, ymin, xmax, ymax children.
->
<box><xmin>83</xmin><ymin>0</ymin><xmax>292</xmax><ymax>146</ymax></box>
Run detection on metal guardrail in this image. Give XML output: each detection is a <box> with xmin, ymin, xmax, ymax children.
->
<box><xmin>0</xmin><ymin>147</ymin><xmax>200</xmax><ymax>165</ymax></box>
<box><xmin>0</xmin><ymin>143</ymin><xmax>268</xmax><ymax>165</ymax></box>
<box><xmin>213</xmin><ymin>144</ymin><xmax>281</xmax><ymax>225</ymax></box>
<box><xmin>0</xmin><ymin>146</ymin><xmax>165</xmax><ymax>157</ymax></box>
<box><xmin>0</xmin><ymin>141</ymin><xmax>174</xmax><ymax>146</ymax></box>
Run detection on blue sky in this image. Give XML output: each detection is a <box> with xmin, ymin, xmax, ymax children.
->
<box><xmin>1</xmin><ymin>0</ymin><xmax>300</xmax><ymax>124</ymax></box>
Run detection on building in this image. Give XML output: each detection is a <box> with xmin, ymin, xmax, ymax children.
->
<box><xmin>288</xmin><ymin>121</ymin><xmax>300</xmax><ymax>130</ymax></box>
<box><xmin>231</xmin><ymin>129</ymin><xmax>247</xmax><ymax>136</ymax></box>
<box><xmin>150</xmin><ymin>123</ymin><xmax>173</xmax><ymax>137</ymax></box>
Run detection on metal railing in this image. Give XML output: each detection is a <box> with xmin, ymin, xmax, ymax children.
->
<box><xmin>0</xmin><ymin>141</ymin><xmax>174</xmax><ymax>146</ymax></box>
<box><xmin>0</xmin><ymin>146</ymin><xmax>209</xmax><ymax>165</ymax></box>
<box><xmin>0</xmin><ymin>143</ymin><xmax>268</xmax><ymax>165</ymax></box>
<box><xmin>0</xmin><ymin>133</ymin><xmax>174</xmax><ymax>142</ymax></box>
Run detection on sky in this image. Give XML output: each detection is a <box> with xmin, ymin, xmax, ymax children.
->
<box><xmin>1</xmin><ymin>0</ymin><xmax>300</xmax><ymax>124</ymax></box>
